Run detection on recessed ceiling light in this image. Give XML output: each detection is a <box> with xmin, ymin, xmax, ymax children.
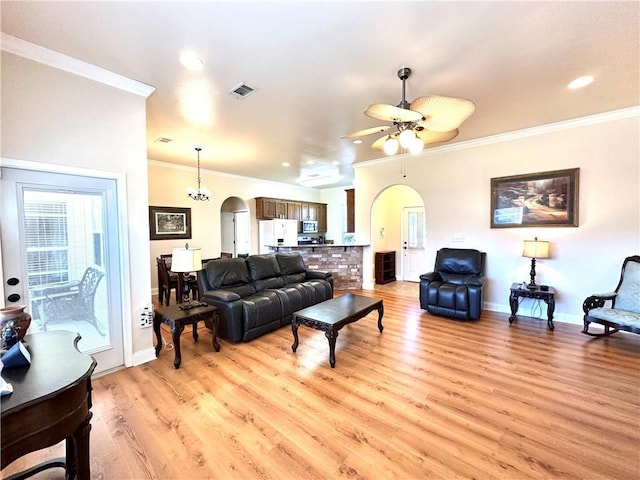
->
<box><xmin>353</xmin><ymin>139</ymin><xmax>363</xmax><ymax>144</ymax></box>
<box><xmin>568</xmin><ymin>76</ymin><xmax>594</xmax><ymax>89</ymax></box>
<box><xmin>332</xmin><ymin>160</ymin><xmax>340</xmax><ymax>166</ymax></box>
<box><xmin>281</xmin><ymin>162</ymin><xmax>290</xmax><ymax>167</ymax></box>
<box><xmin>180</xmin><ymin>51</ymin><xmax>204</xmax><ymax>71</ymax></box>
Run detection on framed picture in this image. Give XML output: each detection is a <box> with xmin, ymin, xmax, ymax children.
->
<box><xmin>490</xmin><ymin>168</ymin><xmax>579</xmax><ymax>228</ymax></box>
<box><xmin>149</xmin><ymin>206</ymin><xmax>192</xmax><ymax>240</ymax></box>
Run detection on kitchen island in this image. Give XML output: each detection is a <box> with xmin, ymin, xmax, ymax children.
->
<box><xmin>266</xmin><ymin>244</ymin><xmax>368</xmax><ymax>290</ymax></box>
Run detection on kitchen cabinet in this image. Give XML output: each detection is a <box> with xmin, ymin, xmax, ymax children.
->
<box><xmin>345</xmin><ymin>188</ymin><xmax>355</xmax><ymax>232</ymax></box>
<box><xmin>256</xmin><ymin>197</ymin><xmax>275</xmax><ymax>219</ymax></box>
<box><xmin>287</xmin><ymin>202</ymin><xmax>301</xmax><ymax>221</ymax></box>
<box><xmin>301</xmin><ymin>202</ymin><xmax>317</xmax><ymax>221</ymax></box>
<box><xmin>256</xmin><ymin>197</ymin><xmax>287</xmax><ymax>219</ymax></box>
<box><xmin>257</xmin><ymin>198</ymin><xmax>326</xmax><ymax>230</ymax></box>
<box><xmin>275</xmin><ymin>201</ymin><xmax>287</xmax><ymax>219</ymax></box>
<box><xmin>317</xmin><ymin>203</ymin><xmax>327</xmax><ymax>233</ymax></box>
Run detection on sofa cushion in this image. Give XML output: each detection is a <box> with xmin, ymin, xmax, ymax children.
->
<box><xmin>246</xmin><ymin>254</ymin><xmax>285</xmax><ymax>291</ymax></box>
<box><xmin>276</xmin><ymin>252</ymin><xmax>308</xmax><ymax>285</ymax></box>
<box><xmin>203</xmin><ymin>258</ymin><xmax>256</xmax><ymax>297</ymax></box>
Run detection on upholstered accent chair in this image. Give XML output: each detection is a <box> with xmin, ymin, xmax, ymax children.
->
<box><xmin>582</xmin><ymin>255</ymin><xmax>640</xmax><ymax>336</ymax></box>
<box><xmin>419</xmin><ymin>248</ymin><xmax>486</xmax><ymax>320</ymax></box>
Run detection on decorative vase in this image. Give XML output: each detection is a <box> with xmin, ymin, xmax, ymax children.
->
<box><xmin>0</xmin><ymin>305</ymin><xmax>32</xmax><ymax>344</ymax></box>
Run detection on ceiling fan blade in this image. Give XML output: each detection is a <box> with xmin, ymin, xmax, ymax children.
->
<box><xmin>410</xmin><ymin>96</ymin><xmax>476</xmax><ymax>132</ymax></box>
<box><xmin>415</xmin><ymin>128</ymin><xmax>459</xmax><ymax>145</ymax></box>
<box><xmin>365</xmin><ymin>103</ymin><xmax>423</xmax><ymax>123</ymax></box>
<box><xmin>341</xmin><ymin>126</ymin><xmax>391</xmax><ymax>139</ymax></box>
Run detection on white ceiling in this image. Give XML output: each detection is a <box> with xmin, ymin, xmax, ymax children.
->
<box><xmin>2</xmin><ymin>1</ymin><xmax>639</xmax><ymax>188</ymax></box>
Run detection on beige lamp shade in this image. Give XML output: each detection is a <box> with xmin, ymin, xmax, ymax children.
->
<box><xmin>522</xmin><ymin>238</ymin><xmax>550</xmax><ymax>259</ymax></box>
<box><xmin>171</xmin><ymin>245</ymin><xmax>202</xmax><ymax>273</ymax></box>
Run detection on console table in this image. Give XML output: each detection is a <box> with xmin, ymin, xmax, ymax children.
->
<box><xmin>1</xmin><ymin>330</ymin><xmax>96</xmax><ymax>480</ymax></box>
<box><xmin>509</xmin><ymin>283</ymin><xmax>556</xmax><ymax>331</ymax></box>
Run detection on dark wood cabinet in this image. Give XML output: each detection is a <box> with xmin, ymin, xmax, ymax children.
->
<box><xmin>256</xmin><ymin>197</ymin><xmax>275</xmax><ymax>219</ymax></box>
<box><xmin>256</xmin><ymin>197</ymin><xmax>289</xmax><ymax>219</ymax></box>
<box><xmin>287</xmin><ymin>202</ymin><xmax>301</xmax><ymax>221</ymax></box>
<box><xmin>345</xmin><ymin>188</ymin><xmax>355</xmax><ymax>232</ymax></box>
<box><xmin>275</xmin><ymin>201</ymin><xmax>287</xmax><ymax>219</ymax></box>
<box><xmin>375</xmin><ymin>251</ymin><xmax>396</xmax><ymax>284</ymax></box>
<box><xmin>317</xmin><ymin>203</ymin><xmax>327</xmax><ymax>233</ymax></box>
<box><xmin>301</xmin><ymin>202</ymin><xmax>317</xmax><ymax>221</ymax></box>
<box><xmin>257</xmin><ymin>198</ymin><xmax>326</xmax><ymax>230</ymax></box>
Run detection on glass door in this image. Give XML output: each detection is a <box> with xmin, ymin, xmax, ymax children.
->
<box><xmin>1</xmin><ymin>167</ymin><xmax>124</xmax><ymax>374</ymax></box>
<box><xmin>402</xmin><ymin>206</ymin><xmax>426</xmax><ymax>282</ymax></box>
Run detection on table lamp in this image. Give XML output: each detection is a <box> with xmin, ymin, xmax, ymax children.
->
<box><xmin>522</xmin><ymin>237</ymin><xmax>550</xmax><ymax>290</ymax></box>
<box><xmin>171</xmin><ymin>243</ymin><xmax>202</xmax><ymax>309</ymax></box>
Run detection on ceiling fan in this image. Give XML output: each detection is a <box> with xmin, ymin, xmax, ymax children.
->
<box><xmin>342</xmin><ymin>67</ymin><xmax>475</xmax><ymax>155</ymax></box>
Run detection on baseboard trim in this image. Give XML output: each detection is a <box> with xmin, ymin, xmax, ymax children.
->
<box><xmin>132</xmin><ymin>347</ymin><xmax>157</xmax><ymax>366</ymax></box>
<box><xmin>484</xmin><ymin>302</ymin><xmax>582</xmax><ymax>326</ymax></box>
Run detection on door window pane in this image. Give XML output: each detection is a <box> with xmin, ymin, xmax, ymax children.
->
<box><xmin>24</xmin><ymin>190</ymin><xmax>109</xmax><ymax>352</ymax></box>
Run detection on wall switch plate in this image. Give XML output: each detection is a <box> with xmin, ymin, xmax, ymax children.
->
<box><xmin>139</xmin><ymin>304</ymin><xmax>154</xmax><ymax>328</ymax></box>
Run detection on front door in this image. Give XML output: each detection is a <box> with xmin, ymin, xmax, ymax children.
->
<box><xmin>1</xmin><ymin>167</ymin><xmax>124</xmax><ymax>374</ymax></box>
<box><xmin>401</xmin><ymin>206</ymin><xmax>426</xmax><ymax>281</ymax></box>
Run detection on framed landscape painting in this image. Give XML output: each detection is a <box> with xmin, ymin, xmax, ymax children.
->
<box><xmin>149</xmin><ymin>206</ymin><xmax>192</xmax><ymax>240</ymax></box>
<box><xmin>490</xmin><ymin>168</ymin><xmax>579</xmax><ymax>228</ymax></box>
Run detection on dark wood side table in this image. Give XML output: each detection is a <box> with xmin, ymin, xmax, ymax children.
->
<box><xmin>153</xmin><ymin>304</ymin><xmax>220</xmax><ymax>369</ymax></box>
<box><xmin>509</xmin><ymin>283</ymin><xmax>556</xmax><ymax>331</ymax></box>
<box><xmin>1</xmin><ymin>331</ymin><xmax>96</xmax><ymax>480</ymax></box>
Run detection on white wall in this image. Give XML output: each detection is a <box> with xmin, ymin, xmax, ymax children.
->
<box><xmin>354</xmin><ymin>111</ymin><xmax>640</xmax><ymax>324</ymax></box>
<box><xmin>1</xmin><ymin>51</ymin><xmax>153</xmax><ymax>361</ymax></box>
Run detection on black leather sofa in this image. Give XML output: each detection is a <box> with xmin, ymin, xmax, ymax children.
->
<box><xmin>419</xmin><ymin>248</ymin><xmax>486</xmax><ymax>320</ymax></box>
<box><xmin>197</xmin><ymin>252</ymin><xmax>333</xmax><ymax>342</ymax></box>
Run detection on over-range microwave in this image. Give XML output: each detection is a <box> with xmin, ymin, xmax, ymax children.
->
<box><xmin>301</xmin><ymin>220</ymin><xmax>318</xmax><ymax>234</ymax></box>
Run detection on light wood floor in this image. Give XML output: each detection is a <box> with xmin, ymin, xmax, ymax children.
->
<box><xmin>3</xmin><ymin>282</ymin><xmax>639</xmax><ymax>479</ymax></box>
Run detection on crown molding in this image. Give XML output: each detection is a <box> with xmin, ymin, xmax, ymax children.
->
<box><xmin>1</xmin><ymin>33</ymin><xmax>155</xmax><ymax>98</ymax></box>
<box><xmin>147</xmin><ymin>159</ymin><xmax>319</xmax><ymax>191</ymax></box>
<box><xmin>354</xmin><ymin>106</ymin><xmax>640</xmax><ymax>169</ymax></box>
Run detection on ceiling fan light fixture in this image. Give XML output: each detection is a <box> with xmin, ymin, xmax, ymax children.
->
<box><xmin>399</xmin><ymin>129</ymin><xmax>417</xmax><ymax>149</ymax></box>
<box><xmin>409</xmin><ymin>136</ymin><xmax>424</xmax><ymax>154</ymax></box>
<box><xmin>383</xmin><ymin>136</ymin><xmax>399</xmax><ymax>156</ymax></box>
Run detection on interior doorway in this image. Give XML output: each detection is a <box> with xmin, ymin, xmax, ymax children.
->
<box><xmin>220</xmin><ymin>197</ymin><xmax>250</xmax><ymax>257</ymax></box>
<box><xmin>371</xmin><ymin>185</ymin><xmax>425</xmax><ymax>283</ymax></box>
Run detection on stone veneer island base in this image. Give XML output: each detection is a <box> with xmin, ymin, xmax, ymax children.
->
<box><xmin>268</xmin><ymin>245</ymin><xmax>366</xmax><ymax>290</ymax></box>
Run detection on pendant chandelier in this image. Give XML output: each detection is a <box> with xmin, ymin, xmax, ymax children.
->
<box><xmin>186</xmin><ymin>147</ymin><xmax>211</xmax><ymax>201</ymax></box>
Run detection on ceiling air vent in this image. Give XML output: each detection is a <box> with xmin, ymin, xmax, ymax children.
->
<box><xmin>154</xmin><ymin>136</ymin><xmax>173</xmax><ymax>143</ymax></box>
<box><xmin>229</xmin><ymin>83</ymin><xmax>257</xmax><ymax>100</ymax></box>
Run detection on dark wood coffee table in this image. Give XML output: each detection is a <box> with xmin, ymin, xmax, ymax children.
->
<box><xmin>153</xmin><ymin>303</ymin><xmax>220</xmax><ymax>369</ymax></box>
<box><xmin>291</xmin><ymin>293</ymin><xmax>384</xmax><ymax>368</ymax></box>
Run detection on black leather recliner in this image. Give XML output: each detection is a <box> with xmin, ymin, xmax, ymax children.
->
<box><xmin>419</xmin><ymin>248</ymin><xmax>486</xmax><ymax>320</ymax></box>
